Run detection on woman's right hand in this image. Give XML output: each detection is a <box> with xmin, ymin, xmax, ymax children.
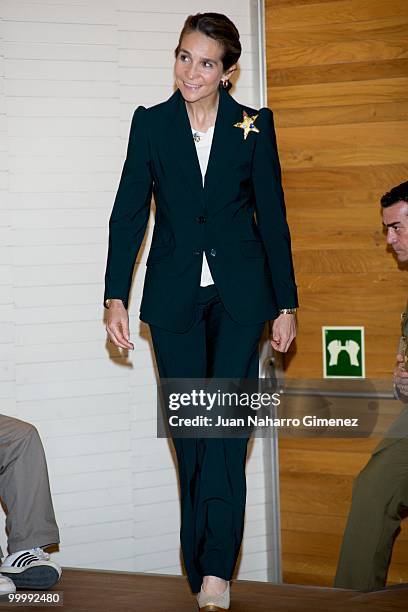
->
<box><xmin>105</xmin><ymin>300</ymin><xmax>134</xmax><ymax>350</ymax></box>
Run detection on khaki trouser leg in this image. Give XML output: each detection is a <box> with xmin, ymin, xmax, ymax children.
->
<box><xmin>0</xmin><ymin>415</ymin><xmax>60</xmax><ymax>557</ymax></box>
<box><xmin>334</xmin><ymin>438</ymin><xmax>408</xmax><ymax>590</ymax></box>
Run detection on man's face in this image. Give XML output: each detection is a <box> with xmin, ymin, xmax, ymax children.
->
<box><xmin>383</xmin><ymin>200</ymin><xmax>408</xmax><ymax>263</ymax></box>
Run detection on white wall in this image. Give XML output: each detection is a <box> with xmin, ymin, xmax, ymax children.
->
<box><xmin>0</xmin><ymin>0</ymin><xmax>272</xmax><ymax>581</ymax></box>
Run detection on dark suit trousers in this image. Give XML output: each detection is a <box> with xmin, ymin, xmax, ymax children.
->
<box><xmin>149</xmin><ymin>284</ymin><xmax>265</xmax><ymax>593</ymax></box>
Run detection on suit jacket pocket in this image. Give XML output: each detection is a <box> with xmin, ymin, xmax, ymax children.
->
<box><xmin>240</xmin><ymin>239</ymin><xmax>266</xmax><ymax>259</ymax></box>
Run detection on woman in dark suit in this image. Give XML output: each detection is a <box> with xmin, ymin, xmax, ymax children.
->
<box><xmin>104</xmin><ymin>12</ymin><xmax>297</xmax><ymax>611</ymax></box>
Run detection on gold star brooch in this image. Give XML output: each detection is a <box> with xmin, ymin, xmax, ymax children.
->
<box><xmin>234</xmin><ymin>110</ymin><xmax>260</xmax><ymax>140</ymax></box>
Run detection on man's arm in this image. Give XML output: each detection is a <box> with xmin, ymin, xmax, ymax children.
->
<box><xmin>393</xmin><ymin>353</ymin><xmax>408</xmax><ymax>402</ymax></box>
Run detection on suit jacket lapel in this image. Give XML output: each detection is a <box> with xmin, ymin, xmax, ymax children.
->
<box><xmin>164</xmin><ymin>86</ymin><xmax>246</xmax><ymax>202</ymax></box>
<box><xmin>204</xmin><ymin>87</ymin><xmax>243</xmax><ymax>202</ymax></box>
<box><xmin>165</xmin><ymin>88</ymin><xmax>203</xmax><ymax>197</ymax></box>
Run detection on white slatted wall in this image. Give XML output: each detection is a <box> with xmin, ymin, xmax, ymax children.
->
<box><xmin>0</xmin><ymin>0</ymin><xmax>271</xmax><ymax>580</ymax></box>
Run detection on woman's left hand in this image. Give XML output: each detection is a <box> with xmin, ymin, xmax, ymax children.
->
<box><xmin>270</xmin><ymin>313</ymin><xmax>296</xmax><ymax>353</ymax></box>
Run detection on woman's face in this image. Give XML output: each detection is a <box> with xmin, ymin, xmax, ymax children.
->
<box><xmin>174</xmin><ymin>30</ymin><xmax>233</xmax><ymax>103</ymax></box>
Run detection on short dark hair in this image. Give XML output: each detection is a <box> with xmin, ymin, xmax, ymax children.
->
<box><xmin>174</xmin><ymin>13</ymin><xmax>241</xmax><ymax>91</ymax></box>
<box><xmin>380</xmin><ymin>181</ymin><xmax>408</xmax><ymax>208</ymax></box>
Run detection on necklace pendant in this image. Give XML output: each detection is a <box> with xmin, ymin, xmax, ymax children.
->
<box><xmin>193</xmin><ymin>132</ymin><xmax>201</xmax><ymax>143</ymax></box>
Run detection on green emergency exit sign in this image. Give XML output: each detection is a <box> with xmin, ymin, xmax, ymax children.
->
<box><xmin>322</xmin><ymin>326</ymin><xmax>365</xmax><ymax>378</ymax></box>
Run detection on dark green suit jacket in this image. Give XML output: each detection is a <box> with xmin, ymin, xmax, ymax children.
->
<box><xmin>103</xmin><ymin>86</ymin><xmax>298</xmax><ymax>332</ymax></box>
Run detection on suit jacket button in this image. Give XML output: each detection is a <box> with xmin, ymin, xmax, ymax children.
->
<box><xmin>196</xmin><ymin>216</ymin><xmax>206</xmax><ymax>224</ymax></box>
<box><xmin>210</xmin><ymin>248</ymin><xmax>216</xmax><ymax>256</ymax></box>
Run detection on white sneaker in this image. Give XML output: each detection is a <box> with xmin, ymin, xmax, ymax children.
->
<box><xmin>0</xmin><ymin>573</ymin><xmax>16</xmax><ymax>594</ymax></box>
<box><xmin>0</xmin><ymin>547</ymin><xmax>61</xmax><ymax>590</ymax></box>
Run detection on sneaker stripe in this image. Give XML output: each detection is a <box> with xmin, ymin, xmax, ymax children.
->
<box><xmin>12</xmin><ymin>553</ymin><xmax>38</xmax><ymax>567</ymax></box>
<box><xmin>11</xmin><ymin>553</ymin><xmax>30</xmax><ymax>567</ymax></box>
<box><xmin>21</xmin><ymin>557</ymin><xmax>37</xmax><ymax>567</ymax></box>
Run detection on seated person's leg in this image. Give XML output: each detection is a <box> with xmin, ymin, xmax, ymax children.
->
<box><xmin>0</xmin><ymin>542</ymin><xmax>15</xmax><ymax>595</ymax></box>
<box><xmin>0</xmin><ymin>415</ymin><xmax>61</xmax><ymax>589</ymax></box>
<box><xmin>334</xmin><ymin>438</ymin><xmax>408</xmax><ymax>591</ymax></box>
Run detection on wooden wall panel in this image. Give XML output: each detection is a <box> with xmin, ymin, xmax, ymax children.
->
<box><xmin>265</xmin><ymin>0</ymin><xmax>408</xmax><ymax>588</ymax></box>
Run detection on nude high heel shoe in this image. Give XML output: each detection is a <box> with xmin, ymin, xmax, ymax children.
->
<box><xmin>196</xmin><ymin>581</ymin><xmax>230</xmax><ymax>610</ymax></box>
